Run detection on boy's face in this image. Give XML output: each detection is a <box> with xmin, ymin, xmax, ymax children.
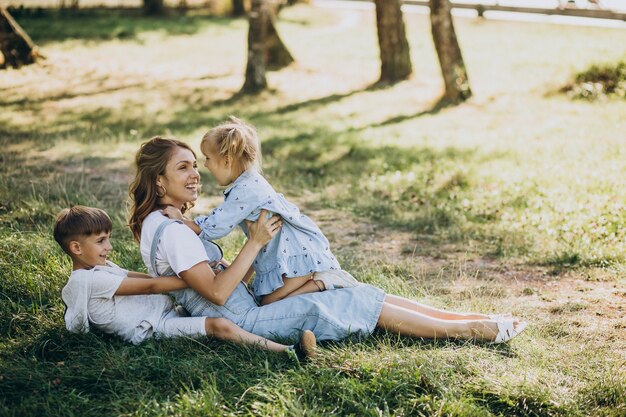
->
<box><xmin>71</xmin><ymin>231</ymin><xmax>112</xmax><ymax>269</ymax></box>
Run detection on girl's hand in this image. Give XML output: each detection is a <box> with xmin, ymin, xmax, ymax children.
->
<box><xmin>162</xmin><ymin>206</ymin><xmax>184</xmax><ymax>220</ymax></box>
<box><xmin>245</xmin><ymin>209</ymin><xmax>282</xmax><ymax>247</ymax></box>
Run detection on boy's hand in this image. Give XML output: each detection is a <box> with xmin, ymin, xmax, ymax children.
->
<box><xmin>162</xmin><ymin>206</ymin><xmax>184</xmax><ymax>220</ymax></box>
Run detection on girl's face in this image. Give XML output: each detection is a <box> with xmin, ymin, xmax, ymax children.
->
<box><xmin>157</xmin><ymin>146</ymin><xmax>200</xmax><ymax>209</ymax></box>
<box><xmin>202</xmin><ymin>138</ymin><xmax>234</xmax><ymax>187</ymax></box>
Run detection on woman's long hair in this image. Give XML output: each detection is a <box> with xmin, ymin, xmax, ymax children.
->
<box><xmin>128</xmin><ymin>136</ymin><xmax>196</xmax><ymax>241</ymax></box>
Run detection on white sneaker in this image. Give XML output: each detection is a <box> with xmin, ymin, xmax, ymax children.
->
<box><xmin>491</xmin><ymin>319</ymin><xmax>527</xmax><ymax>344</ymax></box>
<box><xmin>313</xmin><ymin>270</ymin><xmax>359</xmax><ymax>290</ymax></box>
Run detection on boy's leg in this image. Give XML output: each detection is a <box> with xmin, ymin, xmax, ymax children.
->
<box><xmin>206</xmin><ymin>318</ymin><xmax>317</xmax><ymax>359</ymax></box>
<box><xmin>157</xmin><ymin>314</ymin><xmax>317</xmax><ymax>358</ymax></box>
<box><xmin>204</xmin><ymin>317</ymin><xmax>289</xmax><ymax>352</ymax></box>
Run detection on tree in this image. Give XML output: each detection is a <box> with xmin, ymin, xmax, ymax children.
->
<box><xmin>430</xmin><ymin>0</ymin><xmax>472</xmax><ymax>102</ymax></box>
<box><xmin>143</xmin><ymin>0</ymin><xmax>164</xmax><ymax>16</ymax></box>
<box><xmin>265</xmin><ymin>7</ymin><xmax>294</xmax><ymax>70</ymax></box>
<box><xmin>242</xmin><ymin>0</ymin><xmax>294</xmax><ymax>93</ymax></box>
<box><xmin>242</xmin><ymin>0</ymin><xmax>269</xmax><ymax>93</ymax></box>
<box><xmin>0</xmin><ymin>7</ymin><xmax>38</xmax><ymax>69</ymax></box>
<box><xmin>232</xmin><ymin>0</ymin><xmax>246</xmax><ymax>16</ymax></box>
<box><xmin>374</xmin><ymin>0</ymin><xmax>412</xmax><ymax>84</ymax></box>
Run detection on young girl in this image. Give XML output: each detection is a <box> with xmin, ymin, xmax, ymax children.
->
<box><xmin>163</xmin><ymin>117</ymin><xmax>358</xmax><ymax>305</ymax></box>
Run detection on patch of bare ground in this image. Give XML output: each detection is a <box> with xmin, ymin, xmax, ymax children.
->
<box><xmin>306</xmin><ymin>205</ymin><xmax>625</xmax><ymax>350</ymax></box>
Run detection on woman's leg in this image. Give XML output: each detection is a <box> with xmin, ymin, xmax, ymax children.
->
<box><xmin>204</xmin><ymin>318</ymin><xmax>289</xmax><ymax>352</ymax></box>
<box><xmin>376</xmin><ymin>302</ymin><xmax>503</xmax><ymax>341</ymax></box>
<box><xmin>384</xmin><ymin>294</ymin><xmax>497</xmax><ymax>321</ymax></box>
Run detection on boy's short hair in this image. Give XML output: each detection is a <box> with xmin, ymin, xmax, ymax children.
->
<box><xmin>53</xmin><ymin>206</ymin><xmax>112</xmax><ymax>255</ymax></box>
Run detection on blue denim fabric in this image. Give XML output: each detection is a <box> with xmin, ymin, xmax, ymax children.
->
<box><xmin>149</xmin><ymin>219</ymin><xmax>385</xmax><ymax>342</ymax></box>
<box><xmin>193</xmin><ymin>170</ymin><xmax>341</xmax><ymax>297</ymax></box>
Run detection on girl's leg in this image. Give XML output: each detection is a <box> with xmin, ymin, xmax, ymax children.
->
<box><xmin>376</xmin><ymin>302</ymin><xmax>502</xmax><ymax>341</ymax></box>
<box><xmin>204</xmin><ymin>317</ymin><xmax>288</xmax><ymax>352</ymax></box>
<box><xmin>384</xmin><ymin>294</ymin><xmax>502</xmax><ymax>321</ymax></box>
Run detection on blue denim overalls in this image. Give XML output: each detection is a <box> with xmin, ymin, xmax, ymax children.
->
<box><xmin>149</xmin><ymin>219</ymin><xmax>386</xmax><ymax>342</ymax></box>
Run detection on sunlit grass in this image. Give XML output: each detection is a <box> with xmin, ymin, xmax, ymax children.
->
<box><xmin>1</xmin><ymin>4</ymin><xmax>625</xmax><ymax>416</ymax></box>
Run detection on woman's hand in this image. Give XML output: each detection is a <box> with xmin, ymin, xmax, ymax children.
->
<box><xmin>245</xmin><ymin>209</ymin><xmax>282</xmax><ymax>247</ymax></box>
<box><xmin>162</xmin><ymin>206</ymin><xmax>184</xmax><ymax>220</ymax></box>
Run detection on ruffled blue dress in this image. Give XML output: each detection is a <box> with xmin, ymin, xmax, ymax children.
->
<box><xmin>194</xmin><ymin>170</ymin><xmax>341</xmax><ymax>297</ymax></box>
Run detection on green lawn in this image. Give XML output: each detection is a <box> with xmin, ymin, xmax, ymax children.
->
<box><xmin>1</xmin><ymin>5</ymin><xmax>625</xmax><ymax>416</ymax></box>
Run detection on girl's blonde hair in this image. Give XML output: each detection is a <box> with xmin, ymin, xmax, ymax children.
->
<box><xmin>128</xmin><ymin>136</ymin><xmax>196</xmax><ymax>241</ymax></box>
<box><xmin>201</xmin><ymin>116</ymin><xmax>262</xmax><ymax>173</ymax></box>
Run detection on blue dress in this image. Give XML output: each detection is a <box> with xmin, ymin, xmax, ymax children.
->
<box><xmin>146</xmin><ymin>218</ymin><xmax>386</xmax><ymax>343</ymax></box>
<box><xmin>194</xmin><ymin>170</ymin><xmax>341</xmax><ymax>297</ymax></box>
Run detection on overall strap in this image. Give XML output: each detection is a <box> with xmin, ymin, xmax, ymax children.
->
<box><xmin>150</xmin><ymin>219</ymin><xmax>182</xmax><ymax>276</ymax></box>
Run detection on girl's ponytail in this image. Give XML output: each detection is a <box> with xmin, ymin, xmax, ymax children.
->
<box><xmin>202</xmin><ymin>116</ymin><xmax>262</xmax><ymax>173</ymax></box>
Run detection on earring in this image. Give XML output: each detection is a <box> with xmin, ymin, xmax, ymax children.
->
<box><xmin>156</xmin><ymin>184</ymin><xmax>167</xmax><ymax>198</ymax></box>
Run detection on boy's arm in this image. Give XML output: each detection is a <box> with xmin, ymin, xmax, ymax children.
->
<box><xmin>114</xmin><ymin>276</ymin><xmax>188</xmax><ymax>296</ymax></box>
<box><xmin>126</xmin><ymin>271</ymin><xmax>152</xmax><ymax>279</ymax></box>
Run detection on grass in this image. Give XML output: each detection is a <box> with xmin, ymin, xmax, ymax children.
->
<box><xmin>1</xmin><ymin>4</ymin><xmax>626</xmax><ymax>416</ymax></box>
<box><xmin>561</xmin><ymin>60</ymin><xmax>626</xmax><ymax>100</ymax></box>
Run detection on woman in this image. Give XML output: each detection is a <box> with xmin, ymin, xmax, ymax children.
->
<box><xmin>129</xmin><ymin>137</ymin><xmax>526</xmax><ymax>345</ymax></box>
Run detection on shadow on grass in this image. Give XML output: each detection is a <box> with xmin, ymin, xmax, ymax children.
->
<box><xmin>14</xmin><ymin>8</ymin><xmax>238</xmax><ymax>44</ymax></box>
<box><xmin>1</xmin><ymin>73</ymin><xmax>231</xmax><ymax>108</ymax></box>
<box><xmin>356</xmin><ymin>95</ymin><xmax>453</xmax><ymax>130</ymax></box>
<box><xmin>0</xmin><ymin>79</ymin><xmax>537</xmax><ymax>262</ymax></box>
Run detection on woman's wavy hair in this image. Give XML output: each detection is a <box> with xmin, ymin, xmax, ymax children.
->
<box><xmin>128</xmin><ymin>136</ymin><xmax>196</xmax><ymax>241</ymax></box>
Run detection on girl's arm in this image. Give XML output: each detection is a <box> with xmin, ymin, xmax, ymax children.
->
<box><xmin>161</xmin><ymin>207</ymin><xmax>202</xmax><ymax>234</ymax></box>
<box><xmin>194</xmin><ymin>188</ymin><xmax>263</xmax><ymax>241</ymax></box>
<box><xmin>179</xmin><ymin>210</ymin><xmax>281</xmax><ymax>306</ymax></box>
<box><xmin>115</xmin><ymin>275</ymin><xmax>188</xmax><ymax>295</ymax></box>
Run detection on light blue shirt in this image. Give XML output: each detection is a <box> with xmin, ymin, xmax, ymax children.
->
<box><xmin>194</xmin><ymin>170</ymin><xmax>341</xmax><ymax>297</ymax></box>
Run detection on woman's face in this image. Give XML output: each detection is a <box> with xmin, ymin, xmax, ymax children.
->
<box><xmin>157</xmin><ymin>146</ymin><xmax>200</xmax><ymax>208</ymax></box>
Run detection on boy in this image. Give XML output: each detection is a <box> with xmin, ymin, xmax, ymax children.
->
<box><xmin>54</xmin><ymin>205</ymin><xmax>315</xmax><ymax>358</ymax></box>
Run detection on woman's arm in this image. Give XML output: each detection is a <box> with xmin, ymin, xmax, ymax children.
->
<box><xmin>115</xmin><ymin>276</ymin><xmax>188</xmax><ymax>295</ymax></box>
<box><xmin>179</xmin><ymin>210</ymin><xmax>281</xmax><ymax>305</ymax></box>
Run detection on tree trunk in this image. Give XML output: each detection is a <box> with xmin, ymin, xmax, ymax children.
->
<box><xmin>242</xmin><ymin>0</ymin><xmax>269</xmax><ymax>93</ymax></box>
<box><xmin>143</xmin><ymin>0</ymin><xmax>165</xmax><ymax>16</ymax></box>
<box><xmin>265</xmin><ymin>8</ymin><xmax>293</xmax><ymax>70</ymax></box>
<box><xmin>374</xmin><ymin>0</ymin><xmax>412</xmax><ymax>84</ymax></box>
<box><xmin>232</xmin><ymin>0</ymin><xmax>245</xmax><ymax>16</ymax></box>
<box><xmin>0</xmin><ymin>7</ymin><xmax>38</xmax><ymax>69</ymax></box>
<box><xmin>430</xmin><ymin>0</ymin><xmax>472</xmax><ymax>102</ymax></box>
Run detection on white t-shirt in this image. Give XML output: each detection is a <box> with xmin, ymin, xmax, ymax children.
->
<box><xmin>61</xmin><ymin>261</ymin><xmax>175</xmax><ymax>345</ymax></box>
<box><xmin>140</xmin><ymin>211</ymin><xmax>209</xmax><ymax>277</ymax></box>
